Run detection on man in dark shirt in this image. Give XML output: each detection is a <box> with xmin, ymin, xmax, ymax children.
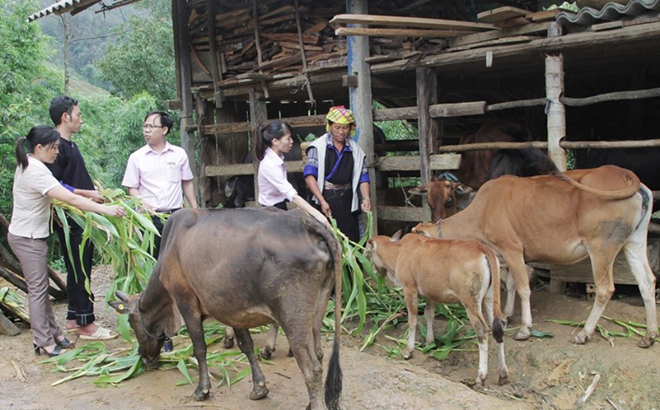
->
<box><xmin>47</xmin><ymin>96</ymin><xmax>116</xmax><ymax>340</ymax></box>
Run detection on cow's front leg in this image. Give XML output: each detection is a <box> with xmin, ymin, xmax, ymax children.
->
<box><xmin>403</xmin><ymin>290</ymin><xmax>419</xmax><ymax>359</ymax></box>
<box><xmin>235</xmin><ymin>328</ymin><xmax>269</xmax><ymax>400</ymax></box>
<box><xmin>424</xmin><ymin>298</ymin><xmax>435</xmax><ymax>346</ymax></box>
<box><xmin>180</xmin><ymin>307</ymin><xmax>211</xmax><ymax>401</ymax></box>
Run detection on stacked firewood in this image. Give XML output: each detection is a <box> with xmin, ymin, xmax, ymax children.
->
<box><xmin>188</xmin><ymin>0</ymin><xmax>346</xmax><ymax>79</ymax></box>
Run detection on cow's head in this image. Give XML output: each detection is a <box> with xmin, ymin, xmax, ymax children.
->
<box><xmin>412</xmin><ymin>222</ymin><xmax>439</xmax><ymax>238</ymax></box>
<box><xmin>109</xmin><ymin>291</ymin><xmax>165</xmax><ymax>369</ymax></box>
<box><xmin>367</xmin><ymin>231</ymin><xmax>402</xmax><ymax>280</ymax></box>
<box><xmin>409</xmin><ymin>180</ymin><xmax>473</xmax><ymax>222</ymax></box>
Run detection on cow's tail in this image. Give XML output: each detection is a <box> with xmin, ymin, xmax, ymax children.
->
<box><xmin>323</xmin><ymin>225</ymin><xmax>342</xmax><ymax>410</ymax></box>
<box><xmin>483</xmin><ymin>247</ymin><xmax>504</xmax><ymax>344</ymax></box>
<box><xmin>553</xmin><ymin>168</ymin><xmax>640</xmax><ymax>199</ymax></box>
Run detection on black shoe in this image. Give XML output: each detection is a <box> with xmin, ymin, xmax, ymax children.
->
<box><xmin>55</xmin><ymin>337</ymin><xmax>74</xmax><ymax>349</ymax></box>
<box><xmin>33</xmin><ymin>343</ymin><xmax>66</xmax><ymax>357</ymax></box>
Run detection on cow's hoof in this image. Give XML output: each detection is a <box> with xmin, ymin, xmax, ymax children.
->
<box><xmin>476</xmin><ymin>376</ymin><xmax>486</xmax><ymax>387</ymax></box>
<box><xmin>260</xmin><ymin>348</ymin><xmax>273</xmax><ymax>360</ymax></box>
<box><xmin>403</xmin><ymin>351</ymin><xmax>413</xmax><ymax>360</ymax></box>
<box><xmin>249</xmin><ymin>383</ymin><xmax>269</xmax><ymax>400</ymax></box>
<box><xmin>498</xmin><ymin>374</ymin><xmax>510</xmax><ymax>386</ymax></box>
<box><xmin>513</xmin><ymin>328</ymin><xmax>530</xmax><ymax>341</ymax></box>
<box><xmin>193</xmin><ymin>387</ymin><xmax>210</xmax><ymax>401</ymax></box>
<box><xmin>288</xmin><ymin>348</ymin><xmax>294</xmax><ymax>358</ymax></box>
<box><xmin>571</xmin><ymin>332</ymin><xmax>590</xmax><ymax>345</ymax></box>
<box><xmin>501</xmin><ymin>318</ymin><xmax>510</xmax><ymax>328</ymax></box>
<box><xmin>224</xmin><ymin>337</ymin><xmax>234</xmax><ymax>349</ymax></box>
<box><xmin>638</xmin><ymin>334</ymin><xmax>656</xmax><ymax>348</ymax></box>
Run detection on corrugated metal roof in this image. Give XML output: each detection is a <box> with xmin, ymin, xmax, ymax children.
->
<box><xmin>557</xmin><ymin>0</ymin><xmax>660</xmax><ymax>26</ymax></box>
<box><xmin>27</xmin><ymin>0</ymin><xmax>101</xmax><ymax>22</ymax></box>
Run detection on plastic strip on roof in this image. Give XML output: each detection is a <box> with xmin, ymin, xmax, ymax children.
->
<box><xmin>27</xmin><ymin>0</ymin><xmax>101</xmax><ymax>22</ymax></box>
<box><xmin>556</xmin><ymin>0</ymin><xmax>660</xmax><ymax>26</ymax></box>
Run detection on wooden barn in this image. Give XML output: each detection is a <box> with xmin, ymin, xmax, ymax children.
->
<box><xmin>30</xmin><ymin>0</ymin><xmax>660</xmax><ymax>287</ymax></box>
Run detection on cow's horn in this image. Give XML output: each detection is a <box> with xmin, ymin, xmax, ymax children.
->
<box><xmin>115</xmin><ymin>291</ymin><xmax>130</xmax><ymax>302</ymax></box>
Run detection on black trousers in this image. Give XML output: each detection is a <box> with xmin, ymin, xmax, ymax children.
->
<box><xmin>324</xmin><ymin>187</ymin><xmax>360</xmax><ymax>243</ymax></box>
<box><xmin>54</xmin><ymin>220</ymin><xmax>95</xmax><ymax>326</ymax></box>
<box><xmin>151</xmin><ymin>215</ymin><xmax>166</xmax><ymax>261</ymax></box>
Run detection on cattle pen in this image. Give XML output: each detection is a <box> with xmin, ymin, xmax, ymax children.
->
<box><xmin>29</xmin><ymin>0</ymin><xmax>660</xmax><ymax>279</ymax></box>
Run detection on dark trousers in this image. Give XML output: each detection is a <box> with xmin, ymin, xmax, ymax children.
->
<box><xmin>152</xmin><ymin>215</ymin><xmax>166</xmax><ymax>261</ymax></box>
<box><xmin>324</xmin><ymin>187</ymin><xmax>360</xmax><ymax>243</ymax></box>
<box><xmin>54</xmin><ymin>220</ymin><xmax>95</xmax><ymax>326</ymax></box>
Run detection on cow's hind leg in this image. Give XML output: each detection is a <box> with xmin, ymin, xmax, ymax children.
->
<box><xmin>501</xmin><ymin>266</ymin><xmax>516</xmax><ymax>327</ymax></box>
<box><xmin>500</xmin><ymin>253</ymin><xmax>532</xmax><ymax>340</ymax></box>
<box><xmin>234</xmin><ymin>328</ymin><xmax>269</xmax><ymax>400</ymax></box>
<box><xmin>623</xmin><ymin>235</ymin><xmax>658</xmax><ymax>348</ymax></box>
<box><xmin>224</xmin><ymin>326</ymin><xmax>235</xmax><ymax>349</ymax></box>
<box><xmin>312</xmin><ymin>275</ymin><xmax>334</xmax><ymax>361</ymax></box>
<box><xmin>573</xmin><ymin>250</ymin><xmax>616</xmax><ymax>345</ymax></box>
<box><xmin>260</xmin><ymin>323</ymin><xmax>279</xmax><ymax>359</ymax></box>
<box><xmin>285</xmin><ymin>328</ymin><xmax>325</xmax><ymax>410</ymax></box>
<box><xmin>466</xmin><ymin>308</ymin><xmax>489</xmax><ymax>386</ymax></box>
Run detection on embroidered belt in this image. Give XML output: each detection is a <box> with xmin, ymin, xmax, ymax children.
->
<box><xmin>323</xmin><ymin>182</ymin><xmax>351</xmax><ymax>190</ymax></box>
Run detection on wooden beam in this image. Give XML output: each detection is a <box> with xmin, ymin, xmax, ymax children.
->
<box><xmin>477</xmin><ymin>6</ymin><xmax>531</xmax><ymax>23</ymax></box>
<box><xmin>373</xmin><ymin>101</ymin><xmax>486</xmax><ymax>121</ymax></box>
<box><xmin>175</xmin><ymin>0</ymin><xmax>198</xmax><ymax>198</ymax></box>
<box><xmin>436</xmin><ymin>139</ymin><xmax>660</xmax><ymax>152</ymax></box>
<box><xmin>416</xmin><ymin>67</ymin><xmax>437</xmax><ymax>223</ymax></box>
<box><xmin>330</xmin><ymin>14</ymin><xmax>494</xmax><ymax>31</ymax></box>
<box><xmin>449</xmin><ymin>22</ymin><xmax>549</xmax><ymax>48</ymax></box>
<box><xmin>377</xmin><ymin>206</ymin><xmax>423</xmax><ymax>222</ymax></box>
<box><xmin>249</xmin><ymin>88</ymin><xmax>267</xmax><ymax>202</ymax></box>
<box><xmin>347</xmin><ymin>0</ymin><xmax>377</xmax><ymax>234</ymax></box>
<box><xmin>336</xmin><ymin>27</ymin><xmax>476</xmax><ymax>38</ymax></box>
<box><xmin>206</xmin><ymin>160</ymin><xmax>304</xmax><ymax>177</ymax></box>
<box><xmin>376</xmin><ymin>154</ymin><xmax>460</xmax><ymax>171</ymax></box>
<box><xmin>294</xmin><ymin>0</ymin><xmax>314</xmax><ymax>104</ymax></box>
<box><xmin>206</xmin><ymin>0</ymin><xmax>223</xmax><ymax>108</ymax></box>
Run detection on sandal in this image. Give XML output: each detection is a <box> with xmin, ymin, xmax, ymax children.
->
<box><xmin>33</xmin><ymin>343</ymin><xmax>66</xmax><ymax>357</ymax></box>
<box><xmin>79</xmin><ymin>326</ymin><xmax>118</xmax><ymax>340</ymax></box>
<box><xmin>55</xmin><ymin>337</ymin><xmax>75</xmax><ymax>349</ymax></box>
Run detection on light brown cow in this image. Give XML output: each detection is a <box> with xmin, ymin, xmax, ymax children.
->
<box><xmin>414</xmin><ymin>166</ymin><xmax>658</xmax><ymax>347</ymax></box>
<box><xmin>367</xmin><ymin>232</ymin><xmax>509</xmax><ymax>386</ymax></box>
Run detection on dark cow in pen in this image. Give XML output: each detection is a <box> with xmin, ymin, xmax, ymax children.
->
<box><xmin>110</xmin><ymin>208</ymin><xmax>342</xmax><ymax>410</ymax></box>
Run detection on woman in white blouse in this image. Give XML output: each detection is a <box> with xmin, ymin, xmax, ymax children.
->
<box><xmin>256</xmin><ymin>121</ymin><xmax>328</xmax><ymax>226</ymax></box>
<box><xmin>8</xmin><ymin>126</ymin><xmax>125</xmax><ymax>357</ymax></box>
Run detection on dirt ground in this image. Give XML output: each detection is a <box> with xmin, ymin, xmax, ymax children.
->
<box><xmin>1</xmin><ymin>267</ymin><xmax>659</xmax><ymax>410</ymax></box>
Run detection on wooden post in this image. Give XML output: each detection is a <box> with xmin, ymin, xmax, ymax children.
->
<box><xmin>416</xmin><ymin>67</ymin><xmax>438</xmax><ymax>223</ymax></box>
<box><xmin>347</xmin><ymin>0</ymin><xmax>377</xmax><ymax>234</ymax></box>
<box><xmin>206</xmin><ymin>0</ymin><xmax>223</xmax><ymax>108</ymax></box>
<box><xmin>198</xmin><ymin>96</ymin><xmax>216</xmax><ymax>208</ymax></box>
<box><xmin>545</xmin><ymin>22</ymin><xmax>566</xmax><ymax>172</ymax></box>
<box><xmin>249</xmin><ymin>88</ymin><xmax>267</xmax><ymax>204</ymax></box>
<box><xmin>175</xmin><ymin>0</ymin><xmax>199</xmax><ymax>202</ymax></box>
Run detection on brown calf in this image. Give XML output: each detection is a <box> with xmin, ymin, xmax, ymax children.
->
<box><xmin>414</xmin><ymin>166</ymin><xmax>657</xmax><ymax>347</ymax></box>
<box><xmin>367</xmin><ymin>232</ymin><xmax>509</xmax><ymax>386</ymax></box>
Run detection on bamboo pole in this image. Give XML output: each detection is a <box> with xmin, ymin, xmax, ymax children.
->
<box><xmin>545</xmin><ymin>23</ymin><xmax>566</xmax><ymax>171</ymax></box>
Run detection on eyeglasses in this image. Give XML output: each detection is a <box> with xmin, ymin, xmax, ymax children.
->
<box><xmin>143</xmin><ymin>124</ymin><xmax>164</xmax><ymax>130</ymax></box>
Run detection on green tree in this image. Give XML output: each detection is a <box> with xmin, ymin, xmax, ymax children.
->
<box><xmin>97</xmin><ymin>15</ymin><xmax>175</xmax><ymax>102</ymax></box>
<box><xmin>0</xmin><ymin>0</ymin><xmax>62</xmax><ymax>218</ymax></box>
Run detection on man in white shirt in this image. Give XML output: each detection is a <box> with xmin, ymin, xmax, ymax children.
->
<box><xmin>122</xmin><ymin>111</ymin><xmax>198</xmax><ymax>259</ymax></box>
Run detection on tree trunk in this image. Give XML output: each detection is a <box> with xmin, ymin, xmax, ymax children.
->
<box><xmin>61</xmin><ymin>15</ymin><xmax>71</xmax><ymax>95</ymax></box>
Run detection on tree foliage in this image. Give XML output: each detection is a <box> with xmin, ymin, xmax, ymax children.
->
<box><xmin>0</xmin><ymin>0</ymin><xmax>62</xmax><ymax>217</ymax></box>
<box><xmin>97</xmin><ymin>15</ymin><xmax>175</xmax><ymax>102</ymax></box>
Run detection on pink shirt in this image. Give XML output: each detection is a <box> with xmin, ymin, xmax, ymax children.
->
<box><xmin>258</xmin><ymin>147</ymin><xmax>297</xmax><ymax>206</ymax></box>
<box><xmin>122</xmin><ymin>142</ymin><xmax>194</xmax><ymax>211</ymax></box>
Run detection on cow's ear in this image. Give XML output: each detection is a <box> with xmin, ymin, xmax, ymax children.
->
<box><xmin>455</xmin><ymin>183</ymin><xmax>473</xmax><ymax>196</ymax></box>
<box><xmin>408</xmin><ymin>185</ymin><xmax>427</xmax><ymax>196</ymax></box>
<box><xmin>109</xmin><ymin>300</ymin><xmax>131</xmax><ymax>315</ymax></box>
<box><xmin>390</xmin><ymin>230</ymin><xmax>403</xmax><ymax>241</ymax></box>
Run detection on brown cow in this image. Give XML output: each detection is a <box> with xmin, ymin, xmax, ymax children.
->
<box><xmin>411</xmin><ymin>121</ymin><xmax>557</xmax><ymax>222</ymax></box>
<box><xmin>109</xmin><ymin>208</ymin><xmax>342</xmax><ymax>410</ymax></box>
<box><xmin>367</xmin><ymin>232</ymin><xmax>509</xmax><ymax>386</ymax></box>
<box><xmin>414</xmin><ymin>166</ymin><xmax>657</xmax><ymax>347</ymax></box>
